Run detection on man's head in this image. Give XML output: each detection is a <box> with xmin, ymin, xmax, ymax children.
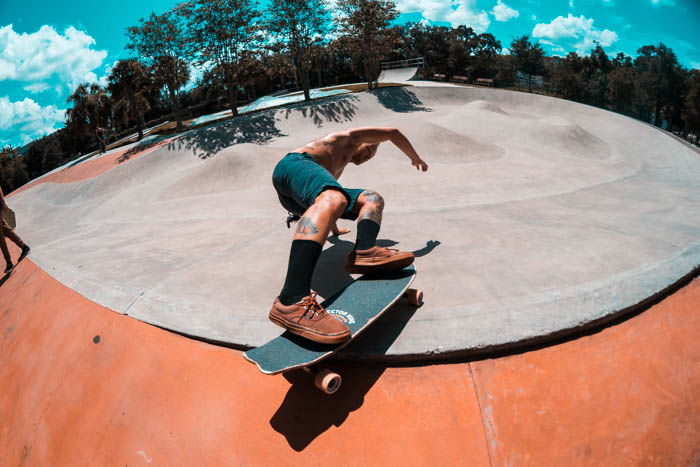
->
<box><xmin>352</xmin><ymin>143</ymin><xmax>379</xmax><ymax>165</ymax></box>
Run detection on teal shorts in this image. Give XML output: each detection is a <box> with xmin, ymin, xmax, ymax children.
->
<box><xmin>272</xmin><ymin>152</ymin><xmax>365</xmax><ymax>220</ymax></box>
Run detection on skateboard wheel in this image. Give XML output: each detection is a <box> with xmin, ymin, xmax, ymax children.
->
<box><xmin>405</xmin><ymin>288</ymin><xmax>424</xmax><ymax>307</ymax></box>
<box><xmin>315</xmin><ymin>369</ymin><xmax>342</xmax><ymax>394</ymax></box>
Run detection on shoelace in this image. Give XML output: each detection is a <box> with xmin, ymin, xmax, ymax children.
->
<box><xmin>299</xmin><ymin>292</ymin><xmax>326</xmax><ymax>320</ymax></box>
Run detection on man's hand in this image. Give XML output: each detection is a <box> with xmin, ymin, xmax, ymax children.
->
<box><xmin>331</xmin><ymin>222</ymin><xmax>351</xmax><ymax>236</ymax></box>
<box><xmin>411</xmin><ymin>157</ymin><xmax>429</xmax><ymax>172</ymax></box>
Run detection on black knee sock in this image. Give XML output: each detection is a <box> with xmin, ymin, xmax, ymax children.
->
<box><xmin>355</xmin><ymin>219</ymin><xmax>380</xmax><ymax>250</ymax></box>
<box><xmin>279</xmin><ymin>240</ymin><xmax>323</xmax><ymax>305</ymax></box>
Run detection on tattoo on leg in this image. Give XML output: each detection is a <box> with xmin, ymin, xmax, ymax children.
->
<box><xmin>362</xmin><ymin>191</ymin><xmax>382</xmax><ymax>204</ymax></box>
<box><xmin>359</xmin><ymin>191</ymin><xmax>384</xmax><ymax>224</ymax></box>
<box><xmin>295</xmin><ymin>217</ymin><xmax>319</xmax><ymax>236</ymax></box>
<box><xmin>360</xmin><ymin>208</ymin><xmax>382</xmax><ymax>224</ymax></box>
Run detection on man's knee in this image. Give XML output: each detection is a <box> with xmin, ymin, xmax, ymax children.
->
<box><xmin>314</xmin><ymin>189</ymin><xmax>348</xmax><ymax>215</ymax></box>
<box><xmin>360</xmin><ymin>190</ymin><xmax>384</xmax><ymax>208</ymax></box>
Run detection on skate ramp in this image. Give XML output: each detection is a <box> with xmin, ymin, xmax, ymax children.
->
<box><xmin>8</xmin><ymin>86</ymin><xmax>700</xmax><ymax>358</ymax></box>
<box><xmin>378</xmin><ymin>67</ymin><xmax>418</xmax><ymax>83</ymax></box>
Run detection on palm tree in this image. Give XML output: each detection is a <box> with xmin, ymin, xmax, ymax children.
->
<box><xmin>108</xmin><ymin>60</ymin><xmax>152</xmax><ymax>140</ymax></box>
<box><xmin>66</xmin><ymin>83</ymin><xmax>112</xmax><ymax>151</ymax></box>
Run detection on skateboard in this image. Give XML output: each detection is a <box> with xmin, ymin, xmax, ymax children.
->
<box><xmin>2</xmin><ymin>208</ymin><xmax>16</xmax><ymax>229</ymax></box>
<box><xmin>244</xmin><ymin>265</ymin><xmax>423</xmax><ymax>394</ymax></box>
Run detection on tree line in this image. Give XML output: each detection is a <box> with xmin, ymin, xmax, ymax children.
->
<box><xmin>2</xmin><ymin>0</ymin><xmax>699</xmax><ymax>194</ymax></box>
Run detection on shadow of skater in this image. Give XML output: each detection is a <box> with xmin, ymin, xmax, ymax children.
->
<box><xmin>269</xmin><ymin>364</ymin><xmax>385</xmax><ymax>451</ymax></box>
<box><xmin>311</xmin><ymin>236</ymin><xmax>399</xmax><ymax>299</ymax></box>
<box><xmin>413</xmin><ymin>240</ymin><xmax>441</xmax><ymax>257</ymax></box>
<box><xmin>271</xmin><ymin>239</ymin><xmax>430</xmax><ymax>450</ymax></box>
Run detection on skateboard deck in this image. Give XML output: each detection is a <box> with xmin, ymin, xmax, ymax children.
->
<box><xmin>2</xmin><ymin>208</ymin><xmax>16</xmax><ymax>229</ymax></box>
<box><xmin>244</xmin><ymin>265</ymin><xmax>418</xmax><ymax>380</ymax></box>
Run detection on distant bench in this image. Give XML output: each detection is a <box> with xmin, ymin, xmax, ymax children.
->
<box><xmin>432</xmin><ymin>73</ymin><xmax>446</xmax><ymax>81</ymax></box>
<box><xmin>475</xmin><ymin>78</ymin><xmax>494</xmax><ymax>87</ymax></box>
<box><xmin>450</xmin><ymin>75</ymin><xmax>469</xmax><ymax>84</ymax></box>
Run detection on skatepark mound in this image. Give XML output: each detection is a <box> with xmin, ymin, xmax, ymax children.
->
<box><xmin>9</xmin><ymin>85</ymin><xmax>700</xmax><ymax>361</ymax></box>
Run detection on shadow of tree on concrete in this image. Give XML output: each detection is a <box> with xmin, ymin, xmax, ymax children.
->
<box><xmin>169</xmin><ymin>111</ymin><xmax>285</xmax><ymax>160</ymax></box>
<box><xmin>372</xmin><ymin>87</ymin><xmax>432</xmax><ymax>113</ymax></box>
<box><xmin>117</xmin><ymin>136</ymin><xmax>171</xmax><ymax>163</ymax></box>
<box><xmin>312</xmin><ymin>237</ymin><xmax>399</xmax><ymax>299</ymax></box>
<box><xmin>282</xmin><ymin>94</ymin><xmax>360</xmax><ymax>128</ymax></box>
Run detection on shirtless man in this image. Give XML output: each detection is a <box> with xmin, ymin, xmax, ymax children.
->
<box><xmin>269</xmin><ymin>127</ymin><xmax>428</xmax><ymax>344</ymax></box>
<box><xmin>1</xmin><ymin>186</ymin><xmax>31</xmax><ymax>274</ymax></box>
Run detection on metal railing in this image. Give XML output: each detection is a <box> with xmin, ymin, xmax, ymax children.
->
<box><xmin>381</xmin><ymin>57</ymin><xmax>425</xmax><ymax>70</ymax></box>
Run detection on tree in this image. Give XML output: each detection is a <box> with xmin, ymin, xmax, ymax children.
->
<box><xmin>0</xmin><ymin>147</ymin><xmax>29</xmax><ymax>193</ymax></box>
<box><xmin>107</xmin><ymin>59</ymin><xmax>152</xmax><ymax>140</ymax></box>
<box><xmin>336</xmin><ymin>0</ymin><xmax>400</xmax><ymax>90</ymax></box>
<box><xmin>179</xmin><ymin>0</ymin><xmax>261</xmax><ymax>117</ymax></box>
<box><xmin>402</xmin><ymin>23</ymin><xmax>450</xmax><ymax>78</ymax></box>
<box><xmin>682</xmin><ymin>70</ymin><xmax>700</xmax><ymax>140</ymax></box>
<box><xmin>634</xmin><ymin>44</ymin><xmax>686</xmax><ymax>128</ymax></box>
<box><xmin>510</xmin><ymin>36</ymin><xmax>545</xmax><ymax>92</ymax></box>
<box><xmin>65</xmin><ymin>83</ymin><xmax>112</xmax><ymax>151</ymax></box>
<box><xmin>578</xmin><ymin>44</ymin><xmax>613</xmax><ymax>107</ymax></box>
<box><xmin>470</xmin><ymin>32</ymin><xmax>502</xmax><ymax>79</ymax></box>
<box><xmin>447</xmin><ymin>26</ymin><xmax>476</xmax><ymax>78</ymax></box>
<box><xmin>268</xmin><ymin>0</ymin><xmax>331</xmax><ymax>101</ymax></box>
<box><xmin>606</xmin><ymin>54</ymin><xmax>636</xmax><ymax>116</ymax></box>
<box><xmin>127</xmin><ymin>11</ymin><xmax>190</xmax><ymax>130</ymax></box>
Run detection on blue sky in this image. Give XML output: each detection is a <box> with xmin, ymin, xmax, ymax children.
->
<box><xmin>1</xmin><ymin>0</ymin><xmax>698</xmax><ymax>148</ymax></box>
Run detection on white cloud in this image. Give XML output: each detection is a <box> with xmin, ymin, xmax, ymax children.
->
<box><xmin>23</xmin><ymin>83</ymin><xmax>51</xmax><ymax>94</ymax></box>
<box><xmin>533</xmin><ymin>14</ymin><xmax>618</xmax><ymax>54</ymax></box>
<box><xmin>0</xmin><ymin>24</ymin><xmax>107</xmax><ymax>91</ymax></box>
<box><xmin>491</xmin><ymin>1</ymin><xmax>519</xmax><ymax>22</ymax></box>
<box><xmin>395</xmin><ymin>0</ymin><xmax>491</xmax><ymax>32</ymax></box>
<box><xmin>0</xmin><ymin>96</ymin><xmax>65</xmax><ymax>146</ymax></box>
<box><xmin>650</xmin><ymin>0</ymin><xmax>676</xmax><ymax>5</ymax></box>
<box><xmin>690</xmin><ymin>61</ymin><xmax>700</xmax><ymax>70</ymax></box>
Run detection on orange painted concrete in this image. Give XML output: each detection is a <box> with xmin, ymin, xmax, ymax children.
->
<box><xmin>0</xmin><ymin>255</ymin><xmax>489</xmax><ymax>466</ymax></box>
<box><xmin>11</xmin><ymin>138</ymin><xmax>172</xmax><ymax>196</ymax></box>
<box><xmin>471</xmin><ymin>279</ymin><xmax>700</xmax><ymax>466</ymax></box>
<box><xmin>1</xmin><ymin>239</ymin><xmax>699</xmax><ymax>465</ymax></box>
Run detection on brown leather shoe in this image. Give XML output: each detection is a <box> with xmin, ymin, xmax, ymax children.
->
<box><xmin>346</xmin><ymin>246</ymin><xmax>415</xmax><ymax>274</ymax></box>
<box><xmin>269</xmin><ymin>292</ymin><xmax>351</xmax><ymax>344</ymax></box>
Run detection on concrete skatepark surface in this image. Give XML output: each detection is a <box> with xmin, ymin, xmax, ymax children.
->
<box><xmin>1</xmin><ymin>252</ymin><xmax>699</xmax><ymax>464</ymax></box>
<box><xmin>7</xmin><ymin>85</ymin><xmax>700</xmax><ymax>359</ymax></box>
<box><xmin>2</xmin><ymin>83</ymin><xmax>699</xmax><ymax>464</ymax></box>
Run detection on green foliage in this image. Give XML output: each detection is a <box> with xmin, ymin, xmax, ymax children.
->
<box><xmin>179</xmin><ymin>0</ymin><xmax>262</xmax><ymax>115</ymax></box>
<box><xmin>267</xmin><ymin>0</ymin><xmax>332</xmax><ymax>100</ymax></box>
<box><xmin>510</xmin><ymin>36</ymin><xmax>545</xmax><ymax>92</ymax></box>
<box><xmin>126</xmin><ymin>11</ymin><xmax>190</xmax><ymax>129</ymax></box>
<box><xmin>0</xmin><ymin>147</ymin><xmax>29</xmax><ymax>194</ymax></box>
<box><xmin>108</xmin><ymin>59</ymin><xmax>153</xmax><ymax>139</ymax></box>
<box><xmin>6</xmin><ymin>11</ymin><xmax>700</xmax><ymax>194</ymax></box>
<box><xmin>335</xmin><ymin>0</ymin><xmax>400</xmax><ymax>89</ymax></box>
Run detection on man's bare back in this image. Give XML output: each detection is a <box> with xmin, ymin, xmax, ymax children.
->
<box><xmin>293</xmin><ymin>127</ymin><xmax>428</xmax><ymax>179</ymax></box>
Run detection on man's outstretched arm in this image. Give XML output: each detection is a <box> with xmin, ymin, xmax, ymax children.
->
<box><xmin>348</xmin><ymin>127</ymin><xmax>428</xmax><ymax>171</ymax></box>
